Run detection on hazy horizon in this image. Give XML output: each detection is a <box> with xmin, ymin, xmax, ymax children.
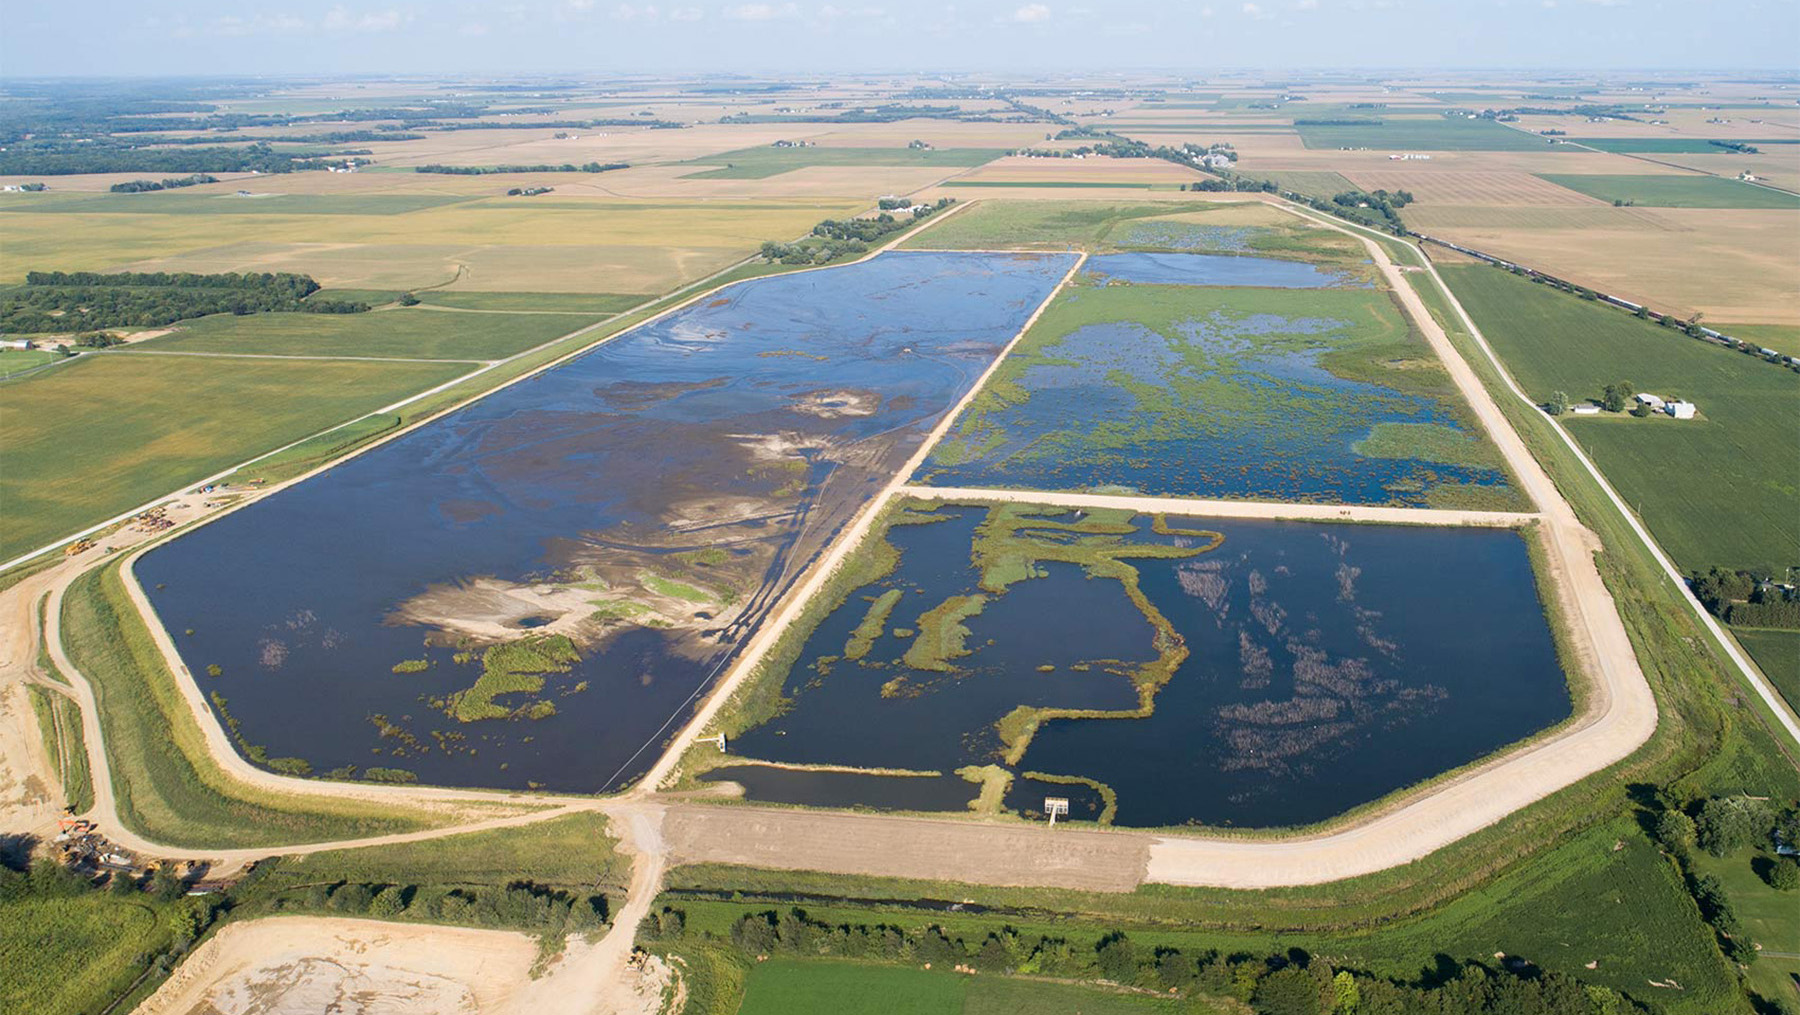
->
<box><xmin>6</xmin><ymin>0</ymin><xmax>1797</xmax><ymax>79</ymax></box>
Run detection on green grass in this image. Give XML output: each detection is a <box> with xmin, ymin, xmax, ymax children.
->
<box><xmin>681</xmin><ymin>146</ymin><xmax>1005</xmax><ymax>180</ymax></box>
<box><xmin>419</xmin><ymin>291</ymin><xmax>647</xmax><ymax>313</ymax></box>
<box><xmin>0</xmin><ymin>884</ymin><xmax>179</xmax><ymax>1015</ymax></box>
<box><xmin>1538</xmin><ymin>173</ymin><xmax>1800</xmax><ymax>209</ymax></box>
<box><xmin>1439</xmin><ymin>264</ymin><xmax>1799</xmax><ymax>574</ymax></box>
<box><xmin>0</xmin><ymin>353</ymin><xmax>467</xmax><ymax>560</ymax></box>
<box><xmin>60</xmin><ymin>561</ymin><xmax>445</xmax><ymax>847</ymax></box>
<box><xmin>964</xmin><ymin>976</ymin><xmax>1197</xmax><ymax>1013</ymax></box>
<box><xmin>144</xmin><ymin>308</ymin><xmax>599</xmax><ymax>360</ymax></box>
<box><xmin>903</xmin><ymin>202</ymin><xmax>1176</xmax><ymax>250</ymax></box>
<box><xmin>1254</xmin><ymin>170</ymin><xmax>1358</xmax><ymax>199</ymax></box>
<box><xmin>1567</xmin><ymin>137</ymin><xmax>1800</xmax><ymax>154</ymax></box>
<box><xmin>739</xmin><ymin>960</ymin><xmax>969</xmax><ymax>1015</ymax></box>
<box><xmin>0</xmin><ymin>348</ymin><xmax>61</xmax><ymax>377</ymax></box>
<box><xmin>1735</xmin><ymin>628</ymin><xmax>1800</xmax><ymax>714</ymax></box>
<box><xmin>1687</xmin><ymin>848</ymin><xmax>1800</xmax><ymax>1006</ymax></box>
<box><xmin>0</xmin><ymin>192</ymin><xmax>477</xmax><ymax>215</ymax></box>
<box><xmin>26</xmin><ymin>686</ymin><xmax>92</xmax><ymax>813</ymax></box>
<box><xmin>1297</xmin><ymin>118</ymin><xmax>1559</xmax><ymax>151</ymax></box>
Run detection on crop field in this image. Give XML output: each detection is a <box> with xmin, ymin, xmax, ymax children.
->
<box><xmin>0</xmin><ymin>352</ymin><xmax>469</xmax><ymax>559</ymax></box>
<box><xmin>680</xmin><ymin>146</ymin><xmax>1007</xmax><ymax>179</ymax></box>
<box><xmin>904</xmin><ymin>201</ymin><xmax>1227</xmax><ymax>251</ymax></box>
<box><xmin>415</xmin><ymin>291</ymin><xmax>646</xmax><ymax>313</ymax></box>
<box><xmin>0</xmin><ymin>883</ymin><xmax>179</xmax><ymax>1015</ymax></box>
<box><xmin>1568</xmin><ymin>137</ymin><xmax>1800</xmax><ymax>153</ymax></box>
<box><xmin>1439</xmin><ymin>264</ymin><xmax>1799</xmax><ymax>573</ymax></box>
<box><xmin>1343</xmin><ymin>170</ymin><xmax>1602</xmax><ymax>207</ymax></box>
<box><xmin>144</xmin><ymin>307</ymin><xmax>600</xmax><ymax>360</ymax></box>
<box><xmin>736</xmin><ymin>960</ymin><xmax>1199</xmax><ymax>1015</ymax></box>
<box><xmin>942</xmin><ymin>156</ymin><xmax>1205</xmax><ymax>188</ymax></box>
<box><xmin>0</xmin><ymin>348</ymin><xmax>61</xmax><ymax>378</ymax></box>
<box><xmin>1735</xmin><ymin>628</ymin><xmax>1799</xmax><ymax>713</ymax></box>
<box><xmin>1296</xmin><ymin>118</ymin><xmax>1562</xmax><ymax>151</ymax></box>
<box><xmin>1537</xmin><ymin>173</ymin><xmax>1800</xmax><ymax>209</ymax></box>
<box><xmin>0</xmin><ymin>192</ymin><xmax>480</xmax><ymax>215</ymax></box>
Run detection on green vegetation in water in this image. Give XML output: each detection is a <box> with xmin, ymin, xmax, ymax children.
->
<box><xmin>844</xmin><ymin>589</ymin><xmax>904</xmax><ymax>661</ymax></box>
<box><xmin>642</xmin><ymin>572</ymin><xmax>721</xmax><ymax>605</ymax></box>
<box><xmin>900</xmin><ymin>594</ymin><xmax>988</xmax><ymax>672</ymax></box>
<box><xmin>439</xmin><ymin>634</ymin><xmax>581</xmax><ymax>723</ymax></box>
<box><xmin>955</xmin><ymin>763</ymin><xmax>1014</xmax><ymax>815</ymax></box>
<box><xmin>1022</xmin><ymin>770</ymin><xmax>1119</xmax><ymax>826</ymax></box>
<box><xmin>1353</xmin><ymin>420</ymin><xmax>1506</xmax><ymax>470</ymax></box>
<box><xmin>391</xmin><ymin>658</ymin><xmax>429</xmax><ymax>674</ymax></box>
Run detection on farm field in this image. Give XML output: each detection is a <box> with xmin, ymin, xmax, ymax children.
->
<box><xmin>1296</xmin><ymin>118</ymin><xmax>1562</xmax><ymax>151</ymax></box>
<box><xmin>1537</xmin><ymin>173</ymin><xmax>1800</xmax><ymax>209</ymax></box>
<box><xmin>1567</xmin><ymin>137</ymin><xmax>1800</xmax><ymax>154</ymax></box>
<box><xmin>1735</xmin><ymin>628</ymin><xmax>1800</xmax><ymax>713</ymax></box>
<box><xmin>0</xmin><ymin>875</ymin><xmax>181</xmax><ymax>1015</ymax></box>
<box><xmin>1711</xmin><ymin>321</ymin><xmax>1800</xmax><ymax>356</ymax></box>
<box><xmin>0</xmin><ymin>352</ymin><xmax>469</xmax><ymax>559</ymax></box>
<box><xmin>736</xmin><ymin>960</ymin><xmax>1201</xmax><ymax>1015</ymax></box>
<box><xmin>142</xmin><ymin>307</ymin><xmax>601</xmax><ymax>360</ymax></box>
<box><xmin>1439</xmin><ymin>264</ymin><xmax>1799</xmax><ymax>574</ymax></box>
<box><xmin>0</xmin><ymin>348</ymin><xmax>60</xmax><ymax>378</ymax></box>
<box><xmin>415</xmin><ymin>291</ymin><xmax>646</xmax><ymax>313</ymax></box>
<box><xmin>680</xmin><ymin>146</ymin><xmax>1008</xmax><ymax>179</ymax></box>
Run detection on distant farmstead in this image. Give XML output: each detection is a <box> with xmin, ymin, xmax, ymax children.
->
<box><xmin>1666</xmin><ymin>400</ymin><xmax>1697</xmax><ymax>420</ymax></box>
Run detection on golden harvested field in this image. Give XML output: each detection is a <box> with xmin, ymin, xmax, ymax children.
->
<box><xmin>1639</xmin><ymin>152</ymin><xmax>1800</xmax><ymax>192</ymax></box>
<box><xmin>1413</xmin><ymin>205</ymin><xmax>1800</xmax><ymax>324</ymax></box>
<box><xmin>944</xmin><ymin>154</ymin><xmax>1205</xmax><ymax>186</ymax></box>
<box><xmin>1341</xmin><ymin>170</ymin><xmax>1605</xmax><ymax>206</ymax></box>
<box><xmin>0</xmin><ymin>194</ymin><xmax>859</xmax><ymax>292</ymax></box>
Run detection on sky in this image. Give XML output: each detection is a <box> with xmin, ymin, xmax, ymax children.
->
<box><xmin>3</xmin><ymin>0</ymin><xmax>1797</xmax><ymax>78</ymax></box>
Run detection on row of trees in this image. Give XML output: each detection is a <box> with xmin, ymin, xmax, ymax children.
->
<box><xmin>1653</xmin><ymin>795</ymin><xmax>1800</xmax><ymax>971</ymax></box>
<box><xmin>413</xmin><ymin>161</ymin><xmax>628</xmax><ymax>175</ymax></box>
<box><xmin>4</xmin><ymin>271</ymin><xmax>367</xmax><ymax>332</ymax></box>
<box><xmin>641</xmin><ymin>905</ymin><xmax>1634</xmax><ymax>1015</ymax></box>
<box><xmin>759</xmin><ymin>199</ymin><xmax>957</xmax><ymax>266</ymax></box>
<box><xmin>266</xmin><ymin>877</ymin><xmax>609</xmax><ymax>933</ymax></box>
<box><xmin>108</xmin><ymin>173</ymin><xmax>218</xmax><ymax>193</ymax></box>
<box><xmin>0</xmin><ymin>141</ymin><xmax>356</xmax><ymax>177</ymax></box>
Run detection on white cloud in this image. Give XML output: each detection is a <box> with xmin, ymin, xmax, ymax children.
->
<box><xmin>668</xmin><ymin>5</ymin><xmax>704</xmax><ymax>18</ymax></box>
<box><xmin>1011</xmin><ymin>3</ymin><xmax>1051</xmax><ymax>22</ymax></box>
<box><xmin>209</xmin><ymin>12</ymin><xmax>309</xmax><ymax>35</ymax></box>
<box><xmin>724</xmin><ymin>2</ymin><xmax>799</xmax><ymax>18</ymax></box>
<box><xmin>611</xmin><ymin>3</ymin><xmax>659</xmax><ymax>19</ymax></box>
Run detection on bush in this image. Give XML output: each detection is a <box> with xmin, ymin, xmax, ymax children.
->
<box><xmin>1655</xmin><ymin>808</ymin><xmax>1697</xmax><ymax>855</ymax></box>
<box><xmin>1696</xmin><ymin>796</ymin><xmax>1774</xmax><ymax>857</ymax></box>
<box><xmin>1766</xmin><ymin>858</ymin><xmax>1800</xmax><ymax>891</ymax></box>
<box><xmin>368</xmin><ymin>885</ymin><xmax>408</xmax><ymax>918</ymax></box>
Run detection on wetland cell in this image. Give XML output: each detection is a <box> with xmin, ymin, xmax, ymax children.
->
<box><xmin>922</xmin><ymin>283</ymin><xmax>1520</xmax><ymax>508</ymax></box>
<box><xmin>1083</xmin><ymin>252</ymin><xmax>1364</xmax><ymax>288</ymax></box>
<box><xmin>136</xmin><ymin>251</ymin><xmax>1076</xmax><ymax>793</ymax></box>
<box><xmin>725</xmin><ymin>502</ymin><xmax>1570</xmax><ymax>829</ymax></box>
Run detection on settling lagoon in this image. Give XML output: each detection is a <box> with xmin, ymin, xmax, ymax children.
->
<box><xmin>138</xmin><ymin>251</ymin><xmax>1076</xmax><ymax>792</ymax></box>
<box><xmin>715</xmin><ymin>501</ymin><xmax>1571</xmax><ymax>829</ymax></box>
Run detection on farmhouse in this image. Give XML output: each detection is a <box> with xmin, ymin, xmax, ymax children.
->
<box><xmin>1666</xmin><ymin>401</ymin><xmax>1697</xmax><ymax>420</ymax></box>
<box><xmin>1202</xmin><ymin>153</ymin><xmax>1233</xmax><ymax>169</ymax></box>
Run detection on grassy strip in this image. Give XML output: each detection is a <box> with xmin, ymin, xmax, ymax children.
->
<box><xmin>1021</xmin><ymin>770</ymin><xmax>1118</xmax><ymax>825</ymax></box>
<box><xmin>844</xmin><ymin>588</ymin><xmax>903</xmax><ymax>661</ymax></box>
<box><xmin>26</xmin><ymin>686</ymin><xmax>93</xmax><ymax>813</ymax></box>
<box><xmin>60</xmin><ymin>559</ymin><xmax>449</xmax><ymax>848</ymax></box>
<box><xmin>900</xmin><ymin>595</ymin><xmax>987</xmax><ymax>672</ymax></box>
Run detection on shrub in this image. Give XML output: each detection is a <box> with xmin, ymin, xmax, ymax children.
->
<box><xmin>1766</xmin><ymin>858</ymin><xmax>1800</xmax><ymax>891</ymax></box>
<box><xmin>1696</xmin><ymin>796</ymin><xmax>1774</xmax><ymax>857</ymax></box>
<box><xmin>368</xmin><ymin>885</ymin><xmax>408</xmax><ymax>918</ymax></box>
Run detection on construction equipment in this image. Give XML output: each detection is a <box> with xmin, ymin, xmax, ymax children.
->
<box><xmin>63</xmin><ymin>538</ymin><xmax>95</xmax><ymax>556</ymax></box>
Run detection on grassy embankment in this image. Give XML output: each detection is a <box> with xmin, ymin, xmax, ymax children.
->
<box><xmin>658</xmin><ymin>262</ymin><xmax>1800</xmax><ymax>1015</ymax></box>
<box><xmin>142</xmin><ymin>306</ymin><xmax>604</xmax><ymax>360</ymax></box>
<box><xmin>26</xmin><ymin>685</ymin><xmax>93</xmax><ymax>813</ymax></box>
<box><xmin>0</xmin><ymin>352</ymin><xmax>471</xmax><ymax>560</ymax></box>
<box><xmin>924</xmin><ymin>278</ymin><xmax>1528</xmax><ymax>512</ymax></box>
<box><xmin>1537</xmin><ymin>173</ymin><xmax>1800</xmax><ymax>209</ymax></box>
<box><xmin>58</xmin><ymin>559</ymin><xmax>461</xmax><ymax>848</ymax></box>
<box><xmin>1439</xmin><ymin>264</ymin><xmax>1800</xmax><ymax>708</ymax></box>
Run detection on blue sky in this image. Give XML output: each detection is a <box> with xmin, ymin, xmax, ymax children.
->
<box><xmin>5</xmin><ymin>0</ymin><xmax>1796</xmax><ymax>77</ymax></box>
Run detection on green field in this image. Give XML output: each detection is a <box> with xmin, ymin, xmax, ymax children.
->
<box><xmin>1296</xmin><ymin>118</ymin><xmax>1559</xmax><ymax>151</ymax></box>
<box><xmin>0</xmin><ymin>352</ymin><xmax>467</xmax><ymax>560</ymax></box>
<box><xmin>1713</xmin><ymin>321</ymin><xmax>1800</xmax><ymax>357</ymax></box>
<box><xmin>0</xmin><ymin>878</ymin><xmax>180</xmax><ymax>1015</ymax></box>
<box><xmin>0</xmin><ymin>347</ymin><xmax>60</xmax><ymax>378</ymax></box>
<box><xmin>903</xmin><ymin>202</ymin><xmax>1186</xmax><ymax>250</ymax></box>
<box><xmin>1568</xmin><ymin>137</ymin><xmax>1800</xmax><ymax>154</ymax></box>
<box><xmin>144</xmin><ymin>307</ymin><xmax>599</xmax><ymax>360</ymax></box>
<box><xmin>1687</xmin><ymin>848</ymin><xmax>1800</xmax><ymax>1005</ymax></box>
<box><xmin>681</xmin><ymin>146</ymin><xmax>1007</xmax><ymax>180</ymax></box>
<box><xmin>421</xmin><ymin>291</ymin><xmax>647</xmax><ymax>313</ymax></box>
<box><xmin>1440</xmin><ymin>264</ymin><xmax>1799</xmax><ymax>574</ymax></box>
<box><xmin>1254</xmin><ymin>170</ymin><xmax>1359</xmax><ymax>199</ymax></box>
<box><xmin>1538</xmin><ymin>173</ymin><xmax>1800</xmax><ymax>209</ymax></box>
<box><xmin>1736</xmin><ymin>628</ymin><xmax>1800</xmax><ymax>714</ymax></box>
<box><xmin>737</xmin><ymin>959</ymin><xmax>1199</xmax><ymax>1015</ymax></box>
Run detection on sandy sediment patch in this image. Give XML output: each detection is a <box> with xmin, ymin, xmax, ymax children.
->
<box><xmin>389</xmin><ymin>578</ymin><xmax>601</xmax><ymax>643</ymax></box>
<box><xmin>133</xmin><ymin>916</ymin><xmax>538</xmax><ymax>1015</ymax></box>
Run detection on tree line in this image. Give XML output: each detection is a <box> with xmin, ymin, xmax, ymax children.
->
<box><xmin>1690</xmin><ymin>567</ymin><xmax>1800</xmax><ymax>629</ymax></box>
<box><xmin>108</xmin><ymin>173</ymin><xmax>218</xmax><ymax>193</ymax></box>
<box><xmin>0</xmin><ymin>141</ymin><xmax>358</xmax><ymax>177</ymax></box>
<box><xmin>639</xmin><ymin>903</ymin><xmax>1640</xmax><ymax>1015</ymax></box>
<box><xmin>412</xmin><ymin>161</ymin><xmax>628</xmax><ymax>175</ymax></box>
<box><xmin>4</xmin><ymin>271</ymin><xmax>367</xmax><ymax>332</ymax></box>
<box><xmin>759</xmin><ymin>199</ymin><xmax>956</xmax><ymax>266</ymax></box>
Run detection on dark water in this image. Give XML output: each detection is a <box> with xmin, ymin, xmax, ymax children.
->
<box><xmin>137</xmin><ymin>252</ymin><xmax>1076</xmax><ymax>792</ymax></box>
<box><xmin>923</xmin><ymin>309</ymin><xmax>1511</xmax><ymax>505</ymax></box>
<box><xmin>1084</xmin><ymin>252</ymin><xmax>1364</xmax><ymax>288</ymax></box>
<box><xmin>726</xmin><ymin>507</ymin><xmax>1570</xmax><ymax>829</ymax></box>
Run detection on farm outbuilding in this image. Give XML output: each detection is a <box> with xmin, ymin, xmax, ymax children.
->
<box><xmin>1634</xmin><ymin>393</ymin><xmax>1666</xmax><ymax>410</ymax></box>
<box><xmin>1666</xmin><ymin>401</ymin><xmax>1697</xmax><ymax>420</ymax></box>
<box><xmin>1569</xmin><ymin>404</ymin><xmax>1602</xmax><ymax>415</ymax></box>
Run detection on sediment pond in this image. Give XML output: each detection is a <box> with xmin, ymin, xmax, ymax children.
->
<box><xmin>137</xmin><ymin>251</ymin><xmax>1076</xmax><ymax>792</ymax></box>
<box><xmin>716</xmin><ymin>501</ymin><xmax>1570</xmax><ymax>829</ymax></box>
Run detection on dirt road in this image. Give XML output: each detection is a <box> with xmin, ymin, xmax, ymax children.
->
<box><xmin>896</xmin><ymin>484</ymin><xmax>1539</xmax><ymax>527</ymax></box>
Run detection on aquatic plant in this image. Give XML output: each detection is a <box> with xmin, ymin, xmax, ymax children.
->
<box><xmin>440</xmin><ymin>634</ymin><xmax>581</xmax><ymax>723</ymax></box>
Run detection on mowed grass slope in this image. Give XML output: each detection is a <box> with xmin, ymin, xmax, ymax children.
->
<box><xmin>0</xmin><ymin>353</ymin><xmax>467</xmax><ymax>559</ymax></box>
<box><xmin>1441</xmin><ymin>265</ymin><xmax>1799</xmax><ymax>574</ymax></box>
<box><xmin>1537</xmin><ymin>173</ymin><xmax>1800</xmax><ymax>209</ymax></box>
<box><xmin>146</xmin><ymin>307</ymin><xmax>600</xmax><ymax>360</ymax></box>
<box><xmin>680</xmin><ymin>146</ymin><xmax>1007</xmax><ymax>180</ymax></box>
